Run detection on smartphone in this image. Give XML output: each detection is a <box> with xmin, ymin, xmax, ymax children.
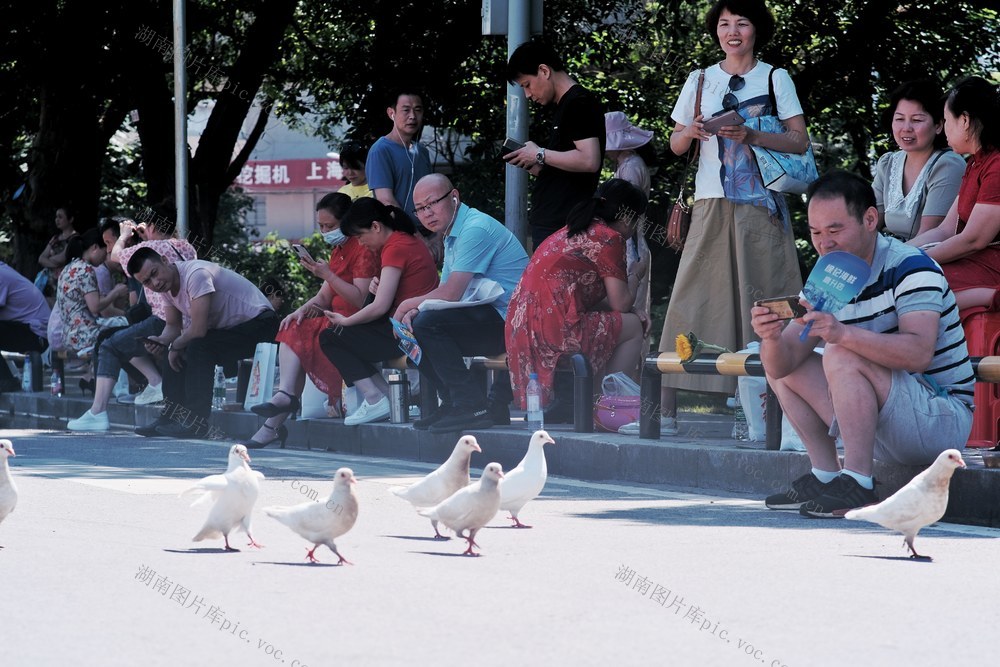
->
<box><xmin>291</xmin><ymin>243</ymin><xmax>314</xmax><ymax>263</ymax></box>
<box><xmin>500</xmin><ymin>137</ymin><xmax>525</xmax><ymax>159</ymax></box>
<box><xmin>755</xmin><ymin>295</ymin><xmax>807</xmax><ymax>320</ymax></box>
<box><xmin>702</xmin><ymin>110</ymin><xmax>746</xmax><ymax>135</ymax></box>
<box><xmin>135</xmin><ymin>336</ymin><xmax>165</xmax><ymax>347</ymax></box>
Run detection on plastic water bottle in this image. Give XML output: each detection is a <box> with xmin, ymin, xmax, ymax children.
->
<box><xmin>21</xmin><ymin>356</ymin><xmax>33</xmax><ymax>391</ymax></box>
<box><xmin>525</xmin><ymin>373</ymin><xmax>544</xmax><ymax>431</ymax></box>
<box><xmin>50</xmin><ymin>369</ymin><xmax>63</xmax><ymax>397</ymax></box>
<box><xmin>212</xmin><ymin>366</ymin><xmax>226</xmax><ymax>410</ymax></box>
<box><xmin>731</xmin><ymin>388</ymin><xmax>749</xmax><ymax>441</ymax></box>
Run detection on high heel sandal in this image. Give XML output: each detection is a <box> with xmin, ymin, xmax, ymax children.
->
<box><xmin>250</xmin><ymin>389</ymin><xmax>300</xmax><ymax>418</ymax></box>
<box><xmin>79</xmin><ymin>378</ymin><xmax>96</xmax><ymax>396</ymax></box>
<box><xmin>240</xmin><ymin>423</ymin><xmax>288</xmax><ymax>449</ymax></box>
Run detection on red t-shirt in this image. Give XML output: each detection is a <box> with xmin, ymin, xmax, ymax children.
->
<box><xmin>329</xmin><ymin>237</ymin><xmax>379</xmax><ymax>315</ymax></box>
<box><xmin>380</xmin><ymin>231</ymin><xmax>439</xmax><ymax>311</ymax></box>
<box><xmin>957</xmin><ymin>148</ymin><xmax>1000</xmax><ymax>240</ymax></box>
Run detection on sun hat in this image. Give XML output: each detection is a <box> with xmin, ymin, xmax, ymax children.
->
<box><xmin>605</xmin><ymin>111</ymin><xmax>654</xmax><ymax>151</ymax></box>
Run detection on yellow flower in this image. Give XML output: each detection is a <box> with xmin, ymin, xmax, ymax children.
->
<box><xmin>675</xmin><ymin>331</ymin><xmax>730</xmax><ymax>364</ymax></box>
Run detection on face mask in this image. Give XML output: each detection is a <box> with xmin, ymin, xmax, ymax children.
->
<box><xmin>322</xmin><ymin>229</ymin><xmax>347</xmax><ymax>246</ymax></box>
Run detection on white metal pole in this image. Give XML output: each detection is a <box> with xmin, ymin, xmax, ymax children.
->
<box><xmin>505</xmin><ymin>0</ymin><xmax>530</xmax><ymax>248</ymax></box>
<box><xmin>173</xmin><ymin>0</ymin><xmax>188</xmax><ymax>238</ymax></box>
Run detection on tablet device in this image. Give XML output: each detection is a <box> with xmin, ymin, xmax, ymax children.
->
<box><xmin>702</xmin><ymin>110</ymin><xmax>746</xmax><ymax>135</ymax></box>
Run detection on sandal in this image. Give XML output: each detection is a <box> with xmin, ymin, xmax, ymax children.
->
<box><xmin>250</xmin><ymin>389</ymin><xmax>300</xmax><ymax>418</ymax></box>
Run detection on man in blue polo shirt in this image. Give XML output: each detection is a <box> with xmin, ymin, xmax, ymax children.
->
<box><xmin>394</xmin><ymin>174</ymin><xmax>529</xmax><ymax>432</ymax></box>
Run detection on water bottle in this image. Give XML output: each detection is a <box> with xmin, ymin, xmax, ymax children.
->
<box><xmin>50</xmin><ymin>369</ymin><xmax>63</xmax><ymax>397</ymax></box>
<box><xmin>525</xmin><ymin>373</ymin><xmax>543</xmax><ymax>431</ymax></box>
<box><xmin>212</xmin><ymin>366</ymin><xmax>226</xmax><ymax>410</ymax></box>
<box><xmin>21</xmin><ymin>355</ymin><xmax>33</xmax><ymax>391</ymax></box>
<box><xmin>731</xmin><ymin>387</ymin><xmax>749</xmax><ymax>441</ymax></box>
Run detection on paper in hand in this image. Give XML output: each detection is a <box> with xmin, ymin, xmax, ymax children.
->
<box><xmin>390</xmin><ymin>318</ymin><xmax>422</xmax><ymax>366</ymax></box>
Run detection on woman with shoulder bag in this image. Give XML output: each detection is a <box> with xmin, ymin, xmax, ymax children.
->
<box><xmin>653</xmin><ymin>0</ymin><xmax>807</xmax><ymax>435</ymax></box>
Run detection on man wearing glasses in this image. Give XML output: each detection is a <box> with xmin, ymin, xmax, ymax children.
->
<box><xmin>393</xmin><ymin>174</ymin><xmax>529</xmax><ymax>432</ymax></box>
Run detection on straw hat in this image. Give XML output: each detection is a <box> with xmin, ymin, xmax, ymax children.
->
<box><xmin>605</xmin><ymin>111</ymin><xmax>654</xmax><ymax>151</ymax></box>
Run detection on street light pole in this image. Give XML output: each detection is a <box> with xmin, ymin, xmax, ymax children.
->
<box><xmin>173</xmin><ymin>0</ymin><xmax>188</xmax><ymax>239</ymax></box>
<box><xmin>505</xmin><ymin>0</ymin><xmax>530</xmax><ymax>248</ymax></box>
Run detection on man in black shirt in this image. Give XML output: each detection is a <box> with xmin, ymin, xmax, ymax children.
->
<box><xmin>505</xmin><ymin>40</ymin><xmax>606</xmax><ymax>249</ymax></box>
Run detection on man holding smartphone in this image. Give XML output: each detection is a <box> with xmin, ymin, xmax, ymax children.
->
<box><xmin>125</xmin><ymin>249</ymin><xmax>279</xmax><ymax>438</ymax></box>
<box><xmin>505</xmin><ymin>40</ymin><xmax>606</xmax><ymax>248</ymax></box>
<box><xmin>750</xmin><ymin>171</ymin><xmax>973</xmax><ymax>518</ymax></box>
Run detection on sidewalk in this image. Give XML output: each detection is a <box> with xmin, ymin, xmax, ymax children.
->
<box><xmin>2</xmin><ymin>388</ymin><xmax>998</xmax><ymax>528</ymax></box>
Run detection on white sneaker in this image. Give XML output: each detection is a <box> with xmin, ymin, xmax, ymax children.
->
<box><xmin>68</xmin><ymin>409</ymin><xmax>110</xmax><ymax>431</ymax></box>
<box><xmin>344</xmin><ymin>396</ymin><xmax>391</xmax><ymax>426</ymax></box>
<box><xmin>618</xmin><ymin>416</ymin><xmax>679</xmax><ymax>436</ymax></box>
<box><xmin>134</xmin><ymin>383</ymin><xmax>164</xmax><ymax>405</ymax></box>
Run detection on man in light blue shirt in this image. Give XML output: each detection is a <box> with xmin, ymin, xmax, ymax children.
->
<box><xmin>394</xmin><ymin>174</ymin><xmax>528</xmax><ymax>433</ymax></box>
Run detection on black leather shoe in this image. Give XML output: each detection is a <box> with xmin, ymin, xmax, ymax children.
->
<box><xmin>154</xmin><ymin>421</ymin><xmax>201</xmax><ymax>438</ymax></box>
<box><xmin>135</xmin><ymin>417</ymin><xmax>171</xmax><ymax>437</ymax></box>
<box><xmin>240</xmin><ymin>423</ymin><xmax>288</xmax><ymax>449</ymax></box>
<box><xmin>250</xmin><ymin>390</ymin><xmax>300</xmax><ymax>418</ymax></box>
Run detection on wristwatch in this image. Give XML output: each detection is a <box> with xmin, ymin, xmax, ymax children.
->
<box><xmin>535</xmin><ymin>147</ymin><xmax>546</xmax><ymax>166</ymax></box>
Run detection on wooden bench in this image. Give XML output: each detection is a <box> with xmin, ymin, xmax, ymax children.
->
<box><xmin>639</xmin><ymin>352</ymin><xmax>1000</xmax><ymax>448</ymax></box>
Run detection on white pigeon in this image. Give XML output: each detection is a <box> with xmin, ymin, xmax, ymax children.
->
<box><xmin>264</xmin><ymin>467</ymin><xmax>359</xmax><ymax>564</ymax></box>
<box><xmin>845</xmin><ymin>448</ymin><xmax>966</xmax><ymax>559</ymax></box>
<box><xmin>500</xmin><ymin>429</ymin><xmax>554</xmax><ymax>528</ymax></box>
<box><xmin>390</xmin><ymin>434</ymin><xmax>481</xmax><ymax>538</ymax></box>
<box><xmin>419</xmin><ymin>462</ymin><xmax>504</xmax><ymax>556</ymax></box>
<box><xmin>180</xmin><ymin>444</ymin><xmax>264</xmax><ymax>551</ymax></box>
<box><xmin>0</xmin><ymin>440</ymin><xmax>18</xmax><ymax>548</ymax></box>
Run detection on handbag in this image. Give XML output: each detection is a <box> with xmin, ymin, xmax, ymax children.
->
<box><xmin>748</xmin><ymin>67</ymin><xmax>819</xmax><ymax>195</ymax></box>
<box><xmin>593</xmin><ymin>372</ymin><xmax>642</xmax><ymax>433</ymax></box>
<box><xmin>667</xmin><ymin>69</ymin><xmax>705</xmax><ymax>252</ymax></box>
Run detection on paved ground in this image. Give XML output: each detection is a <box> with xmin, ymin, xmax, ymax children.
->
<box><xmin>3</xmin><ymin>427</ymin><xmax>1000</xmax><ymax>667</ymax></box>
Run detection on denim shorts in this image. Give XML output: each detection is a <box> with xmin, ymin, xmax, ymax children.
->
<box><xmin>873</xmin><ymin>369</ymin><xmax>973</xmax><ymax>465</ymax></box>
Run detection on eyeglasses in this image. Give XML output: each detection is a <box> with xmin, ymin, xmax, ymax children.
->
<box><xmin>722</xmin><ymin>74</ymin><xmax>746</xmax><ymax>111</ymax></box>
<box><xmin>414</xmin><ymin>191</ymin><xmax>451</xmax><ymax>216</ymax></box>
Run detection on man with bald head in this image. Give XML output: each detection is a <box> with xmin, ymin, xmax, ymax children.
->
<box><xmin>394</xmin><ymin>174</ymin><xmax>528</xmax><ymax>432</ymax></box>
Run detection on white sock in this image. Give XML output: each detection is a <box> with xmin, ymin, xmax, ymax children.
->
<box><xmin>812</xmin><ymin>467</ymin><xmax>839</xmax><ymax>484</ymax></box>
<box><xmin>841</xmin><ymin>469</ymin><xmax>874</xmax><ymax>490</ymax></box>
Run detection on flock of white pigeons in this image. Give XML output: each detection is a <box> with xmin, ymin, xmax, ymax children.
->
<box><xmin>0</xmin><ymin>430</ymin><xmax>554</xmax><ymax>561</ymax></box>
<box><xmin>0</xmin><ymin>437</ymin><xmax>970</xmax><ymax>560</ymax></box>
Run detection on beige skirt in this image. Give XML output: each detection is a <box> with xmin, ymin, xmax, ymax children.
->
<box><xmin>657</xmin><ymin>197</ymin><xmax>802</xmax><ymax>394</ymax></box>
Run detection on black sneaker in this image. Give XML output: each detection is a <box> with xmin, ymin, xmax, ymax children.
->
<box><xmin>412</xmin><ymin>406</ymin><xmax>453</xmax><ymax>431</ymax></box>
<box><xmin>800</xmin><ymin>475</ymin><xmax>878</xmax><ymax>518</ymax></box>
<box><xmin>429</xmin><ymin>406</ymin><xmax>493</xmax><ymax>433</ymax></box>
<box><xmin>765</xmin><ymin>473</ymin><xmax>832</xmax><ymax>510</ymax></box>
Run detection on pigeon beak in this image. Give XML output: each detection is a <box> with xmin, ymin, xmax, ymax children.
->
<box><xmin>240</xmin><ymin>452</ymin><xmax>251</xmax><ymax>463</ymax></box>
<box><xmin>473</xmin><ymin>443</ymin><xmax>482</xmax><ymax>453</ymax></box>
<box><xmin>497</xmin><ymin>470</ymin><xmax>505</xmax><ymax>479</ymax></box>
<box><xmin>545</xmin><ymin>436</ymin><xmax>555</xmax><ymax>445</ymax></box>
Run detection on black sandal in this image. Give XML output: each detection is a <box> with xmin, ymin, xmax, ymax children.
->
<box><xmin>250</xmin><ymin>389</ymin><xmax>300</xmax><ymax>418</ymax></box>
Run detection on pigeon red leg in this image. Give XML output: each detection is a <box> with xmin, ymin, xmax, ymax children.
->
<box><xmin>905</xmin><ymin>537</ymin><xmax>930</xmax><ymax>560</ymax></box>
<box><xmin>508</xmin><ymin>514</ymin><xmax>532</xmax><ymax>528</ymax></box>
<box><xmin>330</xmin><ymin>545</ymin><xmax>353</xmax><ymax>565</ymax></box>
<box><xmin>246</xmin><ymin>534</ymin><xmax>264</xmax><ymax>549</ymax></box>
<box><xmin>432</xmin><ymin>520</ymin><xmax>450</xmax><ymax>540</ymax></box>
<box><xmin>305</xmin><ymin>546</ymin><xmax>322</xmax><ymax>563</ymax></box>
<box><xmin>461</xmin><ymin>535</ymin><xmax>480</xmax><ymax>556</ymax></box>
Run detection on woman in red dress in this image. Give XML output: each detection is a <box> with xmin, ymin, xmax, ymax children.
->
<box><xmin>908</xmin><ymin>76</ymin><xmax>1000</xmax><ymax>312</ymax></box>
<box><xmin>241</xmin><ymin>193</ymin><xmax>378</xmax><ymax>448</ymax></box>
<box><xmin>506</xmin><ymin>179</ymin><xmax>651</xmax><ymax>411</ymax></box>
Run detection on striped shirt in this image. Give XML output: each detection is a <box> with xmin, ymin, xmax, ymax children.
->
<box><xmin>832</xmin><ymin>234</ymin><xmax>975</xmax><ymax>408</ymax></box>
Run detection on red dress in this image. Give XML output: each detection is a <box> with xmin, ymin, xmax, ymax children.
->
<box><xmin>275</xmin><ymin>237</ymin><xmax>378</xmax><ymax>399</ymax></box>
<box><xmin>942</xmin><ymin>148</ymin><xmax>1000</xmax><ymax>311</ymax></box>
<box><xmin>505</xmin><ymin>224</ymin><xmax>627</xmax><ymax>409</ymax></box>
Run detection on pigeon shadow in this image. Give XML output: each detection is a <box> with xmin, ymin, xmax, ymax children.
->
<box><xmin>162</xmin><ymin>547</ymin><xmax>244</xmax><ymax>554</ymax></box>
<box><xmin>844</xmin><ymin>554</ymin><xmax>935</xmax><ymax>563</ymax></box>
<box><xmin>254</xmin><ymin>560</ymin><xmax>342</xmax><ymax>568</ymax></box>
<box><xmin>382</xmin><ymin>534</ymin><xmax>451</xmax><ymax>542</ymax></box>
<box><xmin>411</xmin><ymin>550</ymin><xmax>482</xmax><ymax>558</ymax></box>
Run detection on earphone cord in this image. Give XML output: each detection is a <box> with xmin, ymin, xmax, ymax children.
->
<box><xmin>394</xmin><ymin>124</ymin><xmax>417</xmax><ymax>211</ymax></box>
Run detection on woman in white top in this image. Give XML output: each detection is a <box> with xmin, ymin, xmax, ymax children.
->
<box><xmin>871</xmin><ymin>79</ymin><xmax>966</xmax><ymax>241</ymax></box>
<box><xmin>654</xmin><ymin>0</ymin><xmax>808</xmax><ymax>434</ymax></box>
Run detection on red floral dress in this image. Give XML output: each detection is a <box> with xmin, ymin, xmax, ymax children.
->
<box><xmin>275</xmin><ymin>238</ymin><xmax>378</xmax><ymax>400</ymax></box>
<box><xmin>505</xmin><ymin>224</ymin><xmax>627</xmax><ymax>409</ymax></box>
<box><xmin>55</xmin><ymin>258</ymin><xmax>100</xmax><ymax>353</ymax></box>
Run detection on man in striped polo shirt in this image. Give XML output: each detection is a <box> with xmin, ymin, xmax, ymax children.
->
<box><xmin>752</xmin><ymin>170</ymin><xmax>974</xmax><ymax>518</ymax></box>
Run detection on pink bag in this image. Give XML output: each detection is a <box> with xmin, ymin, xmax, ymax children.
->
<box><xmin>594</xmin><ymin>395</ymin><xmax>642</xmax><ymax>433</ymax></box>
